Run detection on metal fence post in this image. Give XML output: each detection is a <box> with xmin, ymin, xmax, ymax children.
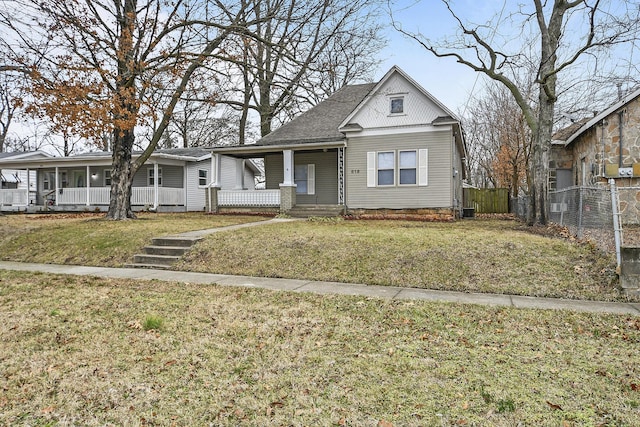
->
<box><xmin>609</xmin><ymin>179</ymin><xmax>622</xmax><ymax>267</ymax></box>
<box><xmin>577</xmin><ymin>187</ymin><xmax>584</xmax><ymax>239</ymax></box>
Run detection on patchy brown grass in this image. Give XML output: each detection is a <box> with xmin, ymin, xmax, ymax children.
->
<box><xmin>177</xmin><ymin>218</ymin><xmax>623</xmax><ymax>301</ymax></box>
<box><xmin>1</xmin><ymin>270</ymin><xmax>638</xmax><ymax>426</ymax></box>
<box><xmin>0</xmin><ymin>212</ymin><xmax>266</xmax><ymax>266</ymax></box>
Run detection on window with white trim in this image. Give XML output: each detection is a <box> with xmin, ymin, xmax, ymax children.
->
<box><xmin>377</xmin><ymin>151</ymin><xmax>395</xmax><ymax>186</ymax></box>
<box><xmin>104</xmin><ymin>170</ymin><xmax>111</xmax><ymax>186</ymax></box>
<box><xmin>43</xmin><ymin>172</ymin><xmax>55</xmax><ymax>190</ymax></box>
<box><xmin>295</xmin><ymin>164</ymin><xmax>315</xmax><ymax>195</ymax></box>
<box><xmin>399</xmin><ymin>150</ymin><xmax>417</xmax><ymax>185</ymax></box>
<box><xmin>148</xmin><ymin>167</ymin><xmax>162</xmax><ymax>186</ymax></box>
<box><xmin>367</xmin><ymin>149</ymin><xmax>428</xmax><ymax>188</ymax></box>
<box><xmin>198</xmin><ymin>169</ymin><xmax>208</xmax><ymax>186</ymax></box>
<box><xmin>390</xmin><ymin>97</ymin><xmax>404</xmax><ymax>114</ymax></box>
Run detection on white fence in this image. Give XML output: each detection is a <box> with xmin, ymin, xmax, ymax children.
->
<box><xmin>55</xmin><ymin>187</ymin><xmax>184</xmax><ymax>206</ymax></box>
<box><xmin>218</xmin><ymin>189</ymin><xmax>280</xmax><ymax>207</ymax></box>
<box><xmin>0</xmin><ymin>189</ymin><xmax>28</xmax><ymax>206</ymax></box>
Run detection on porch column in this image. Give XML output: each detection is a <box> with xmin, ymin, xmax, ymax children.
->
<box><xmin>208</xmin><ymin>154</ymin><xmax>222</xmax><ymax>213</ymax></box>
<box><xmin>26</xmin><ymin>168</ymin><xmax>30</xmax><ymax>206</ymax></box>
<box><xmin>86</xmin><ymin>165</ymin><xmax>90</xmax><ymax>206</ymax></box>
<box><xmin>211</xmin><ymin>153</ymin><xmax>221</xmax><ymax>187</ymax></box>
<box><xmin>153</xmin><ymin>162</ymin><xmax>159</xmax><ymax>209</ymax></box>
<box><xmin>55</xmin><ymin>166</ymin><xmax>59</xmax><ymax>206</ymax></box>
<box><xmin>279</xmin><ymin>149</ymin><xmax>296</xmax><ymax>212</ymax></box>
<box><xmin>234</xmin><ymin>158</ymin><xmax>245</xmax><ymax>190</ymax></box>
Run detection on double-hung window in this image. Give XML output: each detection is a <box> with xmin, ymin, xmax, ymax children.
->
<box><xmin>399</xmin><ymin>150</ymin><xmax>417</xmax><ymax>185</ymax></box>
<box><xmin>148</xmin><ymin>167</ymin><xmax>162</xmax><ymax>186</ymax></box>
<box><xmin>377</xmin><ymin>151</ymin><xmax>395</xmax><ymax>186</ymax></box>
<box><xmin>198</xmin><ymin>169</ymin><xmax>208</xmax><ymax>186</ymax></box>
<box><xmin>104</xmin><ymin>170</ymin><xmax>111</xmax><ymax>186</ymax></box>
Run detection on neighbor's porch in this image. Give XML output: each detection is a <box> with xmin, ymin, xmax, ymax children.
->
<box><xmin>0</xmin><ymin>163</ymin><xmax>186</xmax><ymax>212</ymax></box>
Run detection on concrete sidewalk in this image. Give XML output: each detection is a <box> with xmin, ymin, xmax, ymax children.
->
<box><xmin>1</xmin><ymin>260</ymin><xmax>639</xmax><ymax>315</ymax></box>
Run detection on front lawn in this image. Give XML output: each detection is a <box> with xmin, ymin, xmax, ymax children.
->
<box><xmin>1</xmin><ymin>271</ymin><xmax>638</xmax><ymax>426</ymax></box>
<box><xmin>177</xmin><ymin>218</ymin><xmax>621</xmax><ymax>301</ymax></box>
<box><xmin>0</xmin><ymin>212</ymin><xmax>265</xmax><ymax>267</ymax></box>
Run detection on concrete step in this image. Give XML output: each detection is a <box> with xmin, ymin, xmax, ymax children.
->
<box><xmin>133</xmin><ymin>253</ymin><xmax>181</xmax><ymax>266</ymax></box>
<box><xmin>151</xmin><ymin>236</ymin><xmax>202</xmax><ymax>247</ymax></box>
<box><xmin>143</xmin><ymin>245</ymin><xmax>190</xmax><ymax>256</ymax></box>
<box><xmin>124</xmin><ymin>263</ymin><xmax>172</xmax><ymax>270</ymax></box>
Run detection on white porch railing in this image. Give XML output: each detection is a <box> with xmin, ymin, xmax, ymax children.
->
<box><xmin>56</xmin><ymin>187</ymin><xmax>184</xmax><ymax>206</ymax></box>
<box><xmin>0</xmin><ymin>189</ymin><xmax>28</xmax><ymax>206</ymax></box>
<box><xmin>218</xmin><ymin>189</ymin><xmax>280</xmax><ymax>207</ymax></box>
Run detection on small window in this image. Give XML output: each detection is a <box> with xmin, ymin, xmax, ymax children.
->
<box><xmin>148</xmin><ymin>167</ymin><xmax>162</xmax><ymax>186</ymax></box>
<box><xmin>198</xmin><ymin>169</ymin><xmax>208</xmax><ymax>186</ymax></box>
<box><xmin>43</xmin><ymin>172</ymin><xmax>54</xmax><ymax>190</ymax></box>
<box><xmin>377</xmin><ymin>151</ymin><xmax>395</xmax><ymax>186</ymax></box>
<box><xmin>399</xmin><ymin>150</ymin><xmax>417</xmax><ymax>185</ymax></box>
<box><xmin>104</xmin><ymin>170</ymin><xmax>111</xmax><ymax>186</ymax></box>
<box><xmin>390</xmin><ymin>97</ymin><xmax>404</xmax><ymax>114</ymax></box>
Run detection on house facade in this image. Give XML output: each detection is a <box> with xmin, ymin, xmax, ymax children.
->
<box><xmin>208</xmin><ymin>66</ymin><xmax>467</xmax><ymax>219</ymax></box>
<box><xmin>550</xmin><ymin>87</ymin><xmax>640</xmax><ymax>222</ymax></box>
<box><xmin>0</xmin><ymin>148</ymin><xmax>258</xmax><ymax>212</ymax></box>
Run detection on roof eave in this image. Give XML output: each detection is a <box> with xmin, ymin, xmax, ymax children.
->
<box><xmin>210</xmin><ymin>140</ymin><xmax>347</xmax><ymax>155</ymax></box>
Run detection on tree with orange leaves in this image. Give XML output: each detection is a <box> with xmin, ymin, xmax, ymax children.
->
<box><xmin>1</xmin><ymin>0</ymin><xmax>253</xmax><ymax>219</ymax></box>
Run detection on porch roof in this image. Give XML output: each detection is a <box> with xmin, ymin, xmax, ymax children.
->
<box><xmin>0</xmin><ymin>148</ymin><xmax>212</xmax><ymax>169</ymax></box>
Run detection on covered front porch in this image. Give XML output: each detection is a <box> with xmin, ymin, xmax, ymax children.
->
<box><xmin>208</xmin><ymin>143</ymin><xmax>346</xmax><ymax>216</ymax></box>
<box><xmin>0</xmin><ymin>157</ymin><xmax>187</xmax><ymax>213</ymax></box>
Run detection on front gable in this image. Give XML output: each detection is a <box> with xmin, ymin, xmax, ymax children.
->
<box><xmin>342</xmin><ymin>67</ymin><xmax>455</xmax><ymax>131</ymax></box>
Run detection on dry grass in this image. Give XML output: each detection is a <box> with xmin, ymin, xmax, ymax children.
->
<box><xmin>1</xmin><ymin>270</ymin><xmax>639</xmax><ymax>426</ymax></box>
<box><xmin>177</xmin><ymin>218</ymin><xmax>623</xmax><ymax>301</ymax></box>
<box><xmin>0</xmin><ymin>212</ymin><xmax>266</xmax><ymax>266</ymax></box>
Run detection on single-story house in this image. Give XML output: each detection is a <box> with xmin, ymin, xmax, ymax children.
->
<box><xmin>207</xmin><ymin>66</ymin><xmax>468</xmax><ymax>219</ymax></box>
<box><xmin>0</xmin><ymin>148</ymin><xmax>260</xmax><ymax>212</ymax></box>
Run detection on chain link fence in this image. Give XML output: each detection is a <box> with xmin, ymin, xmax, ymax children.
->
<box><xmin>548</xmin><ymin>186</ymin><xmax>616</xmax><ymax>252</ymax></box>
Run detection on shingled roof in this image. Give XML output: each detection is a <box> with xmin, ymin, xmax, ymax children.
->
<box><xmin>255</xmin><ymin>83</ymin><xmax>376</xmax><ymax>146</ymax></box>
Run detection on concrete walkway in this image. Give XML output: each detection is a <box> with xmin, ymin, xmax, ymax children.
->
<box><xmin>1</xmin><ymin>260</ymin><xmax>639</xmax><ymax>316</ymax></box>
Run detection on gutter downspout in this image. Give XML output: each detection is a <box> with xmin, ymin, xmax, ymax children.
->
<box><xmin>618</xmin><ymin>111</ymin><xmax>624</xmax><ymax>168</ymax></box>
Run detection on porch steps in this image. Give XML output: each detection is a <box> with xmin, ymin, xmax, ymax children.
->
<box><xmin>127</xmin><ymin>236</ymin><xmax>202</xmax><ymax>269</ymax></box>
<box><xmin>288</xmin><ymin>205</ymin><xmax>345</xmax><ymax>218</ymax></box>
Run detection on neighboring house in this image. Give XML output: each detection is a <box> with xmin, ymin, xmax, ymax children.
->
<box><xmin>551</xmin><ymin>87</ymin><xmax>640</xmax><ymax>189</ymax></box>
<box><xmin>0</xmin><ymin>148</ymin><xmax>259</xmax><ymax>212</ymax></box>
<box><xmin>208</xmin><ymin>66</ymin><xmax>467</xmax><ymax>219</ymax></box>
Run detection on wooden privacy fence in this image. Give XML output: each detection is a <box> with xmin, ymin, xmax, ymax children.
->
<box><xmin>463</xmin><ymin>188</ymin><xmax>509</xmax><ymax>214</ymax></box>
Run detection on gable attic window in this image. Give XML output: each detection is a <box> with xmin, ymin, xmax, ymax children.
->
<box><xmin>390</xmin><ymin>97</ymin><xmax>404</xmax><ymax>114</ymax></box>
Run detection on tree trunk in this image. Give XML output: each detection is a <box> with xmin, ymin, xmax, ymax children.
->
<box><xmin>107</xmin><ymin>129</ymin><xmax>136</xmax><ymax>220</ymax></box>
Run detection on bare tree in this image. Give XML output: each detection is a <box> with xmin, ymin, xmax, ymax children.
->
<box><xmin>465</xmin><ymin>81</ymin><xmax>534</xmax><ymax>198</ymax></box>
<box><xmin>393</xmin><ymin>0</ymin><xmax>640</xmax><ymax>224</ymax></box>
<box><xmin>0</xmin><ymin>0</ymin><xmax>254</xmax><ymax>219</ymax></box>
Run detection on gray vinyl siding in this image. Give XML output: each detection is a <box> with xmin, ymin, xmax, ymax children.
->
<box><xmin>132</xmin><ymin>164</ymin><xmax>183</xmax><ymax>188</ymax></box>
<box><xmin>265</xmin><ymin>150</ymin><xmax>338</xmax><ymax>204</ymax></box>
<box><xmin>345</xmin><ymin>130</ymin><xmax>453</xmax><ymax>209</ymax></box>
<box><xmin>185</xmin><ymin>161</ymin><xmax>207</xmax><ymax>211</ymax></box>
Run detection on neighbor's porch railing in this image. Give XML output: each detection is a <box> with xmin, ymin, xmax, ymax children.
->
<box><xmin>0</xmin><ymin>189</ymin><xmax>29</xmax><ymax>206</ymax></box>
<box><xmin>56</xmin><ymin>187</ymin><xmax>184</xmax><ymax>206</ymax></box>
<box><xmin>218</xmin><ymin>189</ymin><xmax>280</xmax><ymax>207</ymax></box>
